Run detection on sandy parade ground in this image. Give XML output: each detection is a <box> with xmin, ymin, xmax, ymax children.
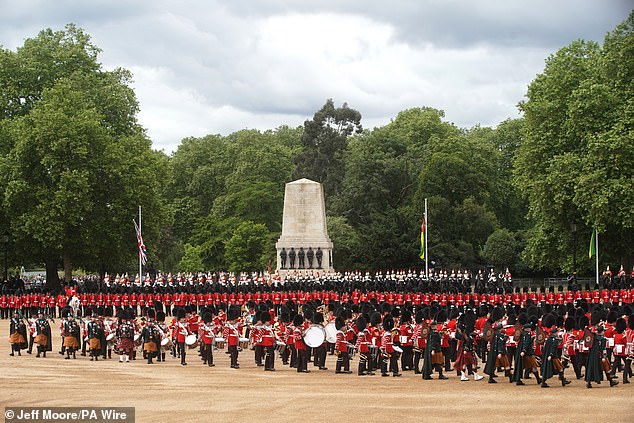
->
<box><xmin>0</xmin><ymin>319</ymin><xmax>631</xmax><ymax>423</ymax></box>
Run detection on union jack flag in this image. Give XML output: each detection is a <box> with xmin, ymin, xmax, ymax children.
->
<box><xmin>133</xmin><ymin>219</ymin><xmax>147</xmax><ymax>265</ymax></box>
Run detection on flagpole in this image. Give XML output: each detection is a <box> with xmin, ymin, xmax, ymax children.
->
<box><xmin>595</xmin><ymin>229</ymin><xmax>599</xmax><ymax>288</ymax></box>
<box><xmin>139</xmin><ymin>205</ymin><xmax>142</xmax><ymax>284</ymax></box>
<box><xmin>424</xmin><ymin>198</ymin><xmax>428</xmax><ymax>279</ymax></box>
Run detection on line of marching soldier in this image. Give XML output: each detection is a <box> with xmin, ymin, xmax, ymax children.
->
<box><xmin>8</xmin><ymin>298</ymin><xmax>634</xmax><ymax>390</ymax></box>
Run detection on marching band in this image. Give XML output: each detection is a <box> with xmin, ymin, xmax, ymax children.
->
<box><xmin>6</xmin><ymin>295</ymin><xmax>634</xmax><ymax>390</ymax></box>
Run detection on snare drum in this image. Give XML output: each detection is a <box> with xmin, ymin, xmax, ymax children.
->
<box><xmin>161</xmin><ymin>336</ymin><xmax>173</xmax><ymax>350</ymax></box>
<box><xmin>214</xmin><ymin>337</ymin><xmax>225</xmax><ymax>350</ymax></box>
<box><xmin>325</xmin><ymin>323</ymin><xmax>337</xmax><ymax>344</ymax></box>
<box><xmin>185</xmin><ymin>334</ymin><xmax>198</xmax><ymax>349</ymax></box>
<box><xmin>239</xmin><ymin>337</ymin><xmax>249</xmax><ymax>350</ymax></box>
<box><xmin>134</xmin><ymin>334</ymin><xmax>143</xmax><ymax>347</ymax></box>
<box><xmin>393</xmin><ymin>346</ymin><xmax>403</xmax><ymax>354</ymax></box>
<box><xmin>106</xmin><ymin>333</ymin><xmax>115</xmax><ymax>342</ymax></box>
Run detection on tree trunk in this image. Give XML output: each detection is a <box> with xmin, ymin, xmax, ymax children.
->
<box><xmin>45</xmin><ymin>257</ymin><xmax>60</xmax><ymax>294</ymax></box>
<box><xmin>63</xmin><ymin>252</ymin><xmax>72</xmax><ymax>284</ymax></box>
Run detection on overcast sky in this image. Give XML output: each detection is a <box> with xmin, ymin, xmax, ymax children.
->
<box><xmin>1</xmin><ymin>1</ymin><xmax>630</xmax><ymax>153</ymax></box>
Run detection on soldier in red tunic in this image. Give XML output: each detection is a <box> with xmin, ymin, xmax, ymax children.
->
<box><xmin>292</xmin><ymin>314</ymin><xmax>309</xmax><ymax>373</ymax></box>
<box><xmin>223</xmin><ymin>307</ymin><xmax>241</xmax><ymax>368</ymax></box>
<box><xmin>200</xmin><ymin>310</ymin><xmax>215</xmax><ymax>367</ymax></box>
<box><xmin>260</xmin><ymin>312</ymin><xmax>276</xmax><ymax>371</ymax></box>
<box><xmin>335</xmin><ymin>316</ymin><xmax>351</xmax><ymax>374</ymax></box>
<box><xmin>355</xmin><ymin>316</ymin><xmax>374</xmax><ymax>375</ymax></box>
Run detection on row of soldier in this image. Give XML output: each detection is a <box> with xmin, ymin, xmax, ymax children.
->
<box><xmin>8</xmin><ymin>298</ymin><xmax>633</xmax><ymax>389</ymax></box>
<box><xmin>3</xmin><ymin>286</ymin><xmax>634</xmax><ymax>322</ymax></box>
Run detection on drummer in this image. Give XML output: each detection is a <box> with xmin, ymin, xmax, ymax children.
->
<box><xmin>261</xmin><ymin>313</ymin><xmax>276</xmax><ymax>371</ymax></box>
<box><xmin>223</xmin><ymin>307</ymin><xmax>241</xmax><ymax>369</ymax></box>
<box><xmin>335</xmin><ymin>317</ymin><xmax>352</xmax><ymax>374</ymax></box>
<box><xmin>200</xmin><ymin>310</ymin><xmax>215</xmax><ymax>367</ymax></box>
<box><xmin>175</xmin><ymin>308</ymin><xmax>191</xmax><ymax>366</ymax></box>
<box><xmin>155</xmin><ymin>310</ymin><xmax>169</xmax><ymax>363</ymax></box>
<box><xmin>292</xmin><ymin>314</ymin><xmax>309</xmax><ymax>373</ymax></box>
<box><xmin>312</xmin><ymin>311</ymin><xmax>328</xmax><ymax>371</ymax></box>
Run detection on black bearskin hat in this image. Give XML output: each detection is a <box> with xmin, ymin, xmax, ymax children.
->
<box><xmin>293</xmin><ymin>314</ymin><xmax>304</xmax><ymax>327</ymax></box>
<box><xmin>146</xmin><ymin>308</ymin><xmax>156</xmax><ymax>320</ymax></box>
<box><xmin>156</xmin><ymin>310</ymin><xmax>166</xmax><ymax>322</ymax></box>
<box><xmin>370</xmin><ymin>311</ymin><xmax>383</xmax><ymax>327</ymax></box>
<box><xmin>542</xmin><ymin>313</ymin><xmax>556</xmax><ymax>329</ymax></box>
<box><xmin>176</xmin><ymin>307</ymin><xmax>186</xmax><ymax>320</ymax></box>
<box><xmin>356</xmin><ymin>315</ymin><xmax>367</xmax><ymax>331</ymax></box>
<box><xmin>564</xmin><ymin>317</ymin><xmax>574</xmax><ymax>331</ymax></box>
<box><xmin>606</xmin><ymin>310</ymin><xmax>618</xmax><ymax>324</ymax></box>
<box><xmin>335</xmin><ymin>316</ymin><xmax>346</xmax><ymax>331</ymax></box>
<box><xmin>615</xmin><ymin>317</ymin><xmax>626</xmax><ymax>334</ymax></box>
<box><xmin>202</xmin><ymin>312</ymin><xmax>213</xmax><ymax>324</ymax></box>
<box><xmin>228</xmin><ymin>306</ymin><xmax>241</xmax><ymax>321</ymax></box>
<box><xmin>491</xmin><ymin>306</ymin><xmax>505</xmax><ymax>323</ymax></box>
<box><xmin>415</xmin><ymin>310</ymin><xmax>425</xmax><ymax>325</ymax></box>
<box><xmin>401</xmin><ymin>309</ymin><xmax>412</xmax><ymax>324</ymax></box>
<box><xmin>383</xmin><ymin>315</ymin><xmax>394</xmax><ymax>331</ymax></box>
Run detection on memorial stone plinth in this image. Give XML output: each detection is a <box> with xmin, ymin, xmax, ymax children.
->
<box><xmin>275</xmin><ymin>179</ymin><xmax>333</xmax><ymax>273</ymax></box>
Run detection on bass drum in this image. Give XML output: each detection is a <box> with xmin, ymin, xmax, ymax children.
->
<box><xmin>325</xmin><ymin>322</ymin><xmax>337</xmax><ymax>344</ymax></box>
<box><xmin>304</xmin><ymin>325</ymin><xmax>326</xmax><ymax>348</ymax></box>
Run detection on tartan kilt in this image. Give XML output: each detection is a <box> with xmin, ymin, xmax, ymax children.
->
<box><xmin>496</xmin><ymin>354</ymin><xmax>510</xmax><ymax>368</ymax></box>
<box><xmin>431</xmin><ymin>351</ymin><xmax>444</xmax><ymax>365</ymax></box>
<box><xmin>89</xmin><ymin>338</ymin><xmax>101</xmax><ymax>350</ymax></box>
<box><xmin>144</xmin><ymin>341</ymin><xmax>157</xmax><ymax>352</ymax></box>
<box><xmin>551</xmin><ymin>358</ymin><xmax>563</xmax><ymax>372</ymax></box>
<box><xmin>118</xmin><ymin>338</ymin><xmax>134</xmax><ymax>351</ymax></box>
<box><xmin>522</xmin><ymin>355</ymin><xmax>538</xmax><ymax>369</ymax></box>
<box><xmin>64</xmin><ymin>336</ymin><xmax>79</xmax><ymax>348</ymax></box>
<box><xmin>10</xmin><ymin>332</ymin><xmax>25</xmax><ymax>345</ymax></box>
<box><xmin>34</xmin><ymin>334</ymin><xmax>48</xmax><ymax>346</ymax></box>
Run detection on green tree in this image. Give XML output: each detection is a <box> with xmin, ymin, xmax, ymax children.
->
<box><xmin>179</xmin><ymin>243</ymin><xmax>205</xmax><ymax>273</ymax></box>
<box><xmin>293</xmin><ymin>99</ymin><xmax>362</xmax><ymax>199</ymax></box>
<box><xmin>1</xmin><ymin>25</ymin><xmax>166</xmax><ymax>290</ymax></box>
<box><xmin>515</xmin><ymin>13</ymin><xmax>634</xmax><ymax>272</ymax></box>
<box><xmin>484</xmin><ymin>229</ymin><xmax>518</xmax><ymax>270</ymax></box>
<box><xmin>223</xmin><ymin>221</ymin><xmax>272</xmax><ymax>272</ymax></box>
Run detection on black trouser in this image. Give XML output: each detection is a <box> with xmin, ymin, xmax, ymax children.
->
<box><xmin>401</xmin><ymin>345</ymin><xmax>413</xmax><ymax>370</ymax></box>
<box><xmin>611</xmin><ymin>356</ymin><xmax>625</xmax><ymax>378</ymax></box>
<box><xmin>336</xmin><ymin>350</ymin><xmax>350</xmax><ymax>372</ymax></box>
<box><xmin>255</xmin><ymin>345</ymin><xmax>263</xmax><ymax>365</ymax></box>
<box><xmin>313</xmin><ymin>344</ymin><xmax>327</xmax><ymax>368</ymax></box>
<box><xmin>624</xmin><ymin>358</ymin><xmax>632</xmax><ymax>383</ymax></box>
<box><xmin>281</xmin><ymin>345</ymin><xmax>290</xmax><ymax>364</ymax></box>
<box><xmin>296</xmin><ymin>348</ymin><xmax>308</xmax><ymax>372</ymax></box>
<box><xmin>201</xmin><ymin>344</ymin><xmax>213</xmax><ymax>365</ymax></box>
<box><xmin>289</xmin><ymin>345</ymin><xmax>297</xmax><ymax>367</ymax></box>
<box><xmin>265</xmin><ymin>345</ymin><xmax>275</xmax><ymax>370</ymax></box>
<box><xmin>413</xmin><ymin>347</ymin><xmax>423</xmax><ymax>373</ymax></box>
<box><xmin>229</xmin><ymin>345</ymin><xmax>238</xmax><ymax>367</ymax></box>
<box><xmin>358</xmin><ymin>352</ymin><xmax>368</xmax><ymax>374</ymax></box>
<box><xmin>177</xmin><ymin>342</ymin><xmax>186</xmax><ymax>364</ymax></box>
<box><xmin>369</xmin><ymin>348</ymin><xmax>379</xmax><ymax>372</ymax></box>
<box><xmin>28</xmin><ymin>335</ymin><xmax>34</xmax><ymax>353</ymax></box>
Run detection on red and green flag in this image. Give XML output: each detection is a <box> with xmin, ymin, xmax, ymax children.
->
<box><xmin>419</xmin><ymin>216</ymin><xmax>426</xmax><ymax>260</ymax></box>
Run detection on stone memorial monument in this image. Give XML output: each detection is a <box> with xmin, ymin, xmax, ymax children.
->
<box><xmin>276</xmin><ymin>178</ymin><xmax>334</xmax><ymax>273</ymax></box>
